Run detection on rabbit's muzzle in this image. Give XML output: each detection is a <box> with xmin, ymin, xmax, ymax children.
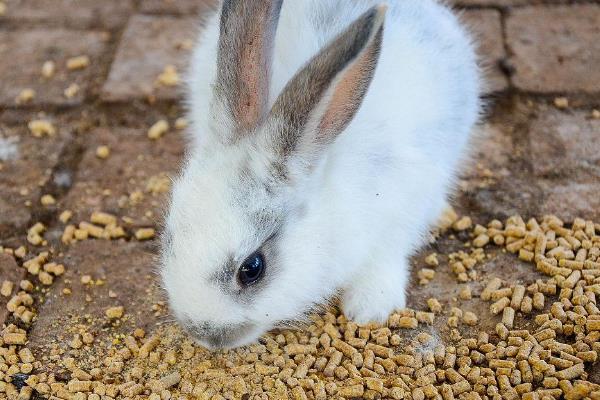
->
<box><xmin>183</xmin><ymin>319</ymin><xmax>255</xmax><ymax>350</ymax></box>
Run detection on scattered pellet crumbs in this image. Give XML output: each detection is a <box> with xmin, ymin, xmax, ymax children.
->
<box><xmin>3</xmin><ymin>209</ymin><xmax>600</xmax><ymax>400</ymax></box>
<box><xmin>453</xmin><ymin>216</ymin><xmax>472</xmax><ymax>231</ymax></box>
<box><xmin>106</xmin><ymin>306</ymin><xmax>125</xmax><ymax>319</ymax></box>
<box><xmin>424</xmin><ymin>253</ymin><xmax>439</xmax><ymax>267</ymax></box>
<box><xmin>146</xmin><ymin>174</ymin><xmax>171</xmax><ymax>195</ymax></box>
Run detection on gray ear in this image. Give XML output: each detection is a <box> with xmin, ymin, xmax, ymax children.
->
<box><xmin>269</xmin><ymin>4</ymin><xmax>386</xmax><ymax>158</ymax></box>
<box><xmin>216</xmin><ymin>0</ymin><xmax>284</xmax><ymax>135</ymax></box>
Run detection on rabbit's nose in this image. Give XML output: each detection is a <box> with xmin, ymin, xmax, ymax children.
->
<box><xmin>183</xmin><ymin>320</ymin><xmax>254</xmax><ymax>349</ymax></box>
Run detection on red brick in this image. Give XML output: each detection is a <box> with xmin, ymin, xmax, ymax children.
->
<box><xmin>529</xmin><ymin>108</ymin><xmax>600</xmax><ymax>178</ymax></box>
<box><xmin>58</xmin><ymin>127</ymin><xmax>184</xmax><ymax>228</ymax></box>
<box><xmin>1</xmin><ymin>0</ymin><xmax>134</xmax><ymax>30</ymax></box>
<box><xmin>462</xmin><ymin>122</ymin><xmax>513</xmax><ymax>180</ymax></box>
<box><xmin>139</xmin><ymin>0</ymin><xmax>217</xmax><ymax>15</ymax></box>
<box><xmin>0</xmin><ymin>253</ymin><xmax>26</xmax><ymax>326</ymax></box>
<box><xmin>540</xmin><ymin>180</ymin><xmax>600</xmax><ymax>222</ymax></box>
<box><xmin>452</xmin><ymin>0</ymin><xmax>516</xmax><ymax>5</ymax></box>
<box><xmin>451</xmin><ymin>0</ymin><xmax>573</xmax><ymax>6</ymax></box>
<box><xmin>0</xmin><ymin>29</ymin><xmax>109</xmax><ymax>107</ymax></box>
<box><xmin>463</xmin><ymin>178</ymin><xmax>542</xmax><ymax>220</ymax></box>
<box><xmin>101</xmin><ymin>15</ymin><xmax>198</xmax><ymax>102</ymax></box>
<box><xmin>463</xmin><ymin>10</ymin><xmax>509</xmax><ymax>93</ymax></box>
<box><xmin>506</xmin><ymin>5</ymin><xmax>600</xmax><ymax>93</ymax></box>
<box><xmin>27</xmin><ymin>240</ymin><xmax>163</xmax><ymax>355</ymax></box>
<box><xmin>0</xmin><ymin>124</ymin><xmax>69</xmax><ymax>237</ymax></box>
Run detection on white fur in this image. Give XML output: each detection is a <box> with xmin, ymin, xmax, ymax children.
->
<box><xmin>0</xmin><ymin>136</ymin><xmax>19</xmax><ymax>162</ymax></box>
<box><xmin>162</xmin><ymin>0</ymin><xmax>480</xmax><ymax>348</ymax></box>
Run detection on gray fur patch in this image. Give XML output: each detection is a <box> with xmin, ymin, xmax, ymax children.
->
<box><xmin>215</xmin><ymin>0</ymin><xmax>284</xmax><ymax>135</ymax></box>
<box><xmin>210</xmin><ymin>232</ymin><xmax>281</xmax><ymax>304</ymax></box>
<box><xmin>184</xmin><ymin>318</ymin><xmax>255</xmax><ymax>348</ymax></box>
<box><xmin>269</xmin><ymin>5</ymin><xmax>384</xmax><ymax>156</ymax></box>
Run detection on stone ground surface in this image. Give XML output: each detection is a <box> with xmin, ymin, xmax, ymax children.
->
<box><xmin>0</xmin><ymin>0</ymin><xmax>599</xmax><ymax>398</ymax></box>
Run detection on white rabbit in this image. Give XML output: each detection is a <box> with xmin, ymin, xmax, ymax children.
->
<box><xmin>161</xmin><ymin>0</ymin><xmax>480</xmax><ymax>349</ymax></box>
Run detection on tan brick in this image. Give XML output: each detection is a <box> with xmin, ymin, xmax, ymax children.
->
<box><xmin>101</xmin><ymin>15</ymin><xmax>198</xmax><ymax>102</ymax></box>
<box><xmin>507</xmin><ymin>5</ymin><xmax>600</xmax><ymax>93</ymax></box>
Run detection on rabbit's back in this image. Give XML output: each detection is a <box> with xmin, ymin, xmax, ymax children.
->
<box><xmin>270</xmin><ymin>0</ymin><xmax>479</xmax><ymax>260</ymax></box>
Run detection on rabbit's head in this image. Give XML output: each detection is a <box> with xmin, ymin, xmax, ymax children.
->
<box><xmin>161</xmin><ymin>0</ymin><xmax>386</xmax><ymax>349</ymax></box>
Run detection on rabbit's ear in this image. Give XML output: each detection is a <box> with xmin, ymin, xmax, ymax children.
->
<box><xmin>268</xmin><ymin>4</ymin><xmax>386</xmax><ymax>159</ymax></box>
<box><xmin>216</xmin><ymin>0</ymin><xmax>283</xmax><ymax>134</ymax></box>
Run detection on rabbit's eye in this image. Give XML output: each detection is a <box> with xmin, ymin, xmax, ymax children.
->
<box><xmin>238</xmin><ymin>251</ymin><xmax>265</xmax><ymax>286</ymax></box>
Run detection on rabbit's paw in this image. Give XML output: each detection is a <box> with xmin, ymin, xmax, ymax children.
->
<box><xmin>341</xmin><ymin>280</ymin><xmax>406</xmax><ymax>325</ymax></box>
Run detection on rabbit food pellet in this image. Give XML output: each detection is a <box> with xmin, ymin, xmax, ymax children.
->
<box><xmin>15</xmin><ymin>88</ymin><xmax>35</xmax><ymax>104</ymax></box>
<box><xmin>135</xmin><ymin>228</ymin><xmax>156</xmax><ymax>240</ymax></box>
<box><xmin>3</xmin><ymin>332</ymin><xmax>27</xmax><ymax>345</ymax></box>
<box><xmin>157</xmin><ymin>65</ymin><xmax>180</xmax><ymax>86</ymax></box>
<box><xmin>64</xmin><ymin>83</ymin><xmax>80</xmax><ymax>98</ymax></box>
<box><xmin>40</xmin><ymin>194</ymin><xmax>56</xmax><ymax>206</ymax></box>
<box><xmin>66</xmin><ymin>55</ymin><xmax>90</xmax><ymax>70</ymax></box>
<box><xmin>41</xmin><ymin>60</ymin><xmax>56</xmax><ymax>78</ymax></box>
<box><xmin>4</xmin><ymin>213</ymin><xmax>600</xmax><ymax>400</ymax></box>
<box><xmin>27</xmin><ymin>222</ymin><xmax>45</xmax><ymax>245</ymax></box>
<box><xmin>175</xmin><ymin>117</ymin><xmax>189</xmax><ymax>130</ymax></box>
<box><xmin>148</xmin><ymin>119</ymin><xmax>169</xmax><ymax>140</ymax></box>
<box><xmin>59</xmin><ymin>210</ymin><xmax>73</xmax><ymax>223</ymax></box>
<box><xmin>90</xmin><ymin>211</ymin><xmax>117</xmax><ymax>226</ymax></box>
<box><xmin>427</xmin><ymin>298</ymin><xmax>442</xmax><ymax>313</ymax></box>
<box><xmin>28</xmin><ymin>119</ymin><xmax>56</xmax><ymax>137</ymax></box>
<box><xmin>105</xmin><ymin>306</ymin><xmax>124</xmax><ymax>319</ymax></box>
<box><xmin>1</xmin><ymin>280</ymin><xmax>14</xmax><ymax>297</ymax></box>
<box><xmin>553</xmin><ymin>97</ymin><xmax>569</xmax><ymax>109</ymax></box>
<box><xmin>95</xmin><ymin>145</ymin><xmax>110</xmax><ymax>159</ymax></box>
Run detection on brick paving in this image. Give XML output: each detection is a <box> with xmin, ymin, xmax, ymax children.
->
<box><xmin>462</xmin><ymin>10</ymin><xmax>509</xmax><ymax>94</ymax></box>
<box><xmin>0</xmin><ymin>28</ymin><xmax>109</xmax><ymax>106</ymax></box>
<box><xmin>0</xmin><ymin>253</ymin><xmax>25</xmax><ymax>325</ymax></box>
<box><xmin>1</xmin><ymin>0</ymin><xmax>135</xmax><ymax>30</ymax></box>
<box><xmin>27</xmin><ymin>240</ymin><xmax>163</xmax><ymax>355</ymax></box>
<box><xmin>0</xmin><ymin>124</ymin><xmax>69</xmax><ymax>236</ymax></box>
<box><xmin>1</xmin><ymin>0</ymin><xmax>600</xmax><ymax>394</ymax></box>
<box><xmin>100</xmin><ymin>15</ymin><xmax>198</xmax><ymax>102</ymax></box>
<box><xmin>57</xmin><ymin>127</ymin><xmax>184</xmax><ymax>227</ymax></box>
<box><xmin>506</xmin><ymin>5</ymin><xmax>600</xmax><ymax>93</ymax></box>
<box><xmin>139</xmin><ymin>0</ymin><xmax>217</xmax><ymax>15</ymax></box>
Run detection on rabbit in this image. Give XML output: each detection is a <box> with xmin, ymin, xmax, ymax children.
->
<box><xmin>160</xmin><ymin>0</ymin><xmax>480</xmax><ymax>349</ymax></box>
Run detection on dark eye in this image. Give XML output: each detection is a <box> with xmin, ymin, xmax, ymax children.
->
<box><xmin>238</xmin><ymin>251</ymin><xmax>265</xmax><ymax>286</ymax></box>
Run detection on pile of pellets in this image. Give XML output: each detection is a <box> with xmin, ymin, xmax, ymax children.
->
<box><xmin>2</xmin><ymin>213</ymin><xmax>600</xmax><ymax>400</ymax></box>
